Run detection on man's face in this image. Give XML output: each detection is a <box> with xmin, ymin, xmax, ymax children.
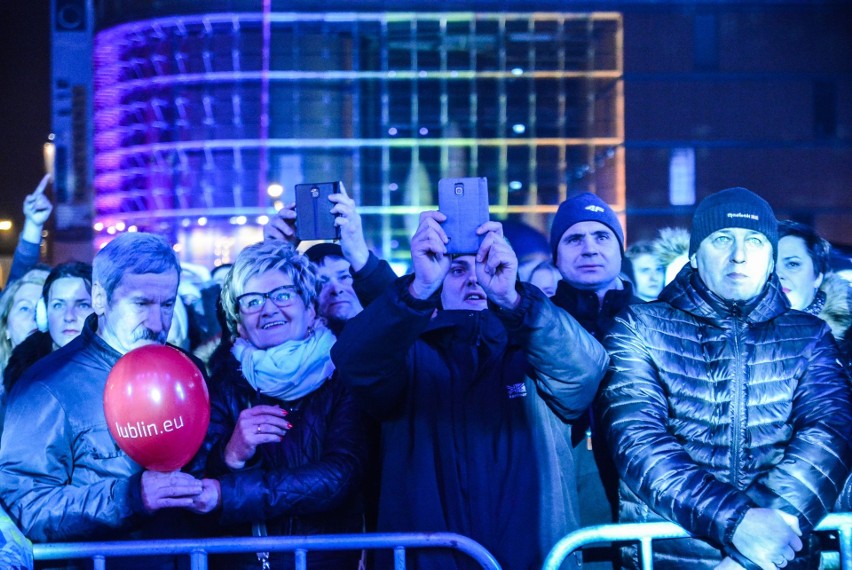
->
<box><xmin>316</xmin><ymin>257</ymin><xmax>363</xmax><ymax>323</ymax></box>
<box><xmin>631</xmin><ymin>253</ymin><xmax>665</xmax><ymax>301</ymax></box>
<box><xmin>94</xmin><ymin>270</ymin><xmax>179</xmax><ymax>355</ymax></box>
<box><xmin>692</xmin><ymin>228</ymin><xmax>774</xmax><ymax>302</ymax></box>
<box><xmin>441</xmin><ymin>256</ymin><xmax>488</xmax><ymax>311</ymax></box>
<box><xmin>47</xmin><ymin>277</ymin><xmax>93</xmax><ymax>348</ymax></box>
<box><xmin>555</xmin><ymin>221</ymin><xmax>622</xmax><ymax>293</ymax></box>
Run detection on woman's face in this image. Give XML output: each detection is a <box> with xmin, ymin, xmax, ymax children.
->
<box><xmin>47</xmin><ymin>277</ymin><xmax>93</xmax><ymax>348</ymax></box>
<box><xmin>236</xmin><ymin>269</ymin><xmax>316</xmax><ymax>350</ymax></box>
<box><xmin>777</xmin><ymin>235</ymin><xmax>823</xmax><ymax>311</ymax></box>
<box><xmin>6</xmin><ymin>282</ymin><xmax>42</xmax><ymax>347</ymax></box>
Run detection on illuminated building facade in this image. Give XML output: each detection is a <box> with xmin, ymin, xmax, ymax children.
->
<box><xmin>90</xmin><ymin>8</ymin><xmax>624</xmax><ymax>265</ymax></box>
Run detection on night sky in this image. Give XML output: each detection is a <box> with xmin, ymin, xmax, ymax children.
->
<box><xmin>0</xmin><ymin>4</ymin><xmax>51</xmax><ymax>254</ymax></box>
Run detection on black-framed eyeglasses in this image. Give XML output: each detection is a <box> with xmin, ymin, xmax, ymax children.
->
<box><xmin>236</xmin><ymin>285</ymin><xmax>298</xmax><ymax>314</ymax></box>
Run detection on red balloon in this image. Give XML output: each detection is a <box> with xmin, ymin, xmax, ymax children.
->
<box><xmin>104</xmin><ymin>344</ymin><xmax>210</xmax><ymax>472</ymax></box>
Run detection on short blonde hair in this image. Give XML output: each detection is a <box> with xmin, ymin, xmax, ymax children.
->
<box><xmin>220</xmin><ymin>241</ymin><xmax>317</xmax><ymax>338</ymax></box>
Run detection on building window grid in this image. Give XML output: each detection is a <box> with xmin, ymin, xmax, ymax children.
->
<box><xmin>92</xmin><ymin>11</ymin><xmax>623</xmax><ymax>263</ymax></box>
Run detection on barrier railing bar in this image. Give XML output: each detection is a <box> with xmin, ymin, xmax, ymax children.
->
<box><xmin>190</xmin><ymin>549</ymin><xmax>205</xmax><ymax>570</ymax></box>
<box><xmin>32</xmin><ymin>532</ymin><xmax>502</xmax><ymax>570</ymax></box>
<box><xmin>543</xmin><ymin>513</ymin><xmax>852</xmax><ymax>570</ymax></box>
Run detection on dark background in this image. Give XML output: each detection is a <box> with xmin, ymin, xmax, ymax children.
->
<box><xmin>0</xmin><ymin>4</ymin><xmax>51</xmax><ymax>249</ymax></box>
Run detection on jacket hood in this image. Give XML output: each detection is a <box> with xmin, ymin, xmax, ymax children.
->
<box><xmin>812</xmin><ymin>273</ymin><xmax>852</xmax><ymax>340</ymax></box>
<box><xmin>659</xmin><ymin>263</ymin><xmax>788</xmax><ymax>325</ymax></box>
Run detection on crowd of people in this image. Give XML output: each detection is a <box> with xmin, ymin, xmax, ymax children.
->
<box><xmin>0</xmin><ymin>177</ymin><xmax>849</xmax><ymax>570</ymax></box>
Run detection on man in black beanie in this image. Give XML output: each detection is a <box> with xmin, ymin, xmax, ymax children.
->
<box><xmin>597</xmin><ymin>187</ymin><xmax>852</xmax><ymax>569</ymax></box>
<box><xmin>548</xmin><ymin>192</ymin><xmax>640</xmax><ymax>568</ymax></box>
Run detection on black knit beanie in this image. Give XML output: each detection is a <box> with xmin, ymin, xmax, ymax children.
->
<box><xmin>689</xmin><ymin>187</ymin><xmax>778</xmax><ymax>257</ymax></box>
<box><xmin>304</xmin><ymin>242</ymin><xmax>344</xmax><ymax>265</ymax></box>
<box><xmin>549</xmin><ymin>192</ymin><xmax>624</xmax><ymax>262</ymax></box>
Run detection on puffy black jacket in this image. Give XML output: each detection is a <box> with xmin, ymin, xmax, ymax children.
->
<box><xmin>189</xmin><ymin>354</ymin><xmax>367</xmax><ymax>570</ymax></box>
<box><xmin>598</xmin><ymin>265</ymin><xmax>852</xmax><ymax>569</ymax></box>
<box><xmin>332</xmin><ymin>277</ymin><xmax>608</xmax><ymax>570</ymax></box>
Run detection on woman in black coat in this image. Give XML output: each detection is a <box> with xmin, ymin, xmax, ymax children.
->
<box><xmin>190</xmin><ymin>241</ymin><xmax>367</xmax><ymax>570</ymax></box>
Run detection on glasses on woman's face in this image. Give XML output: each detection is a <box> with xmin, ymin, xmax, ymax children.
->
<box><xmin>236</xmin><ymin>285</ymin><xmax>298</xmax><ymax>314</ymax></box>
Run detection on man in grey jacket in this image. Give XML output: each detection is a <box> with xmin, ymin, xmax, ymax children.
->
<box><xmin>0</xmin><ymin>233</ymin><xmax>213</xmax><ymax>565</ymax></box>
<box><xmin>598</xmin><ymin>187</ymin><xmax>852</xmax><ymax>569</ymax></box>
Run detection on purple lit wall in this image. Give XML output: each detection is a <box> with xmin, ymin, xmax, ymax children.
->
<box><xmin>91</xmin><ymin>10</ymin><xmax>623</xmax><ymax>266</ymax></box>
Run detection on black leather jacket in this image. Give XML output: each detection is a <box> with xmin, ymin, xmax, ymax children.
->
<box><xmin>0</xmin><ymin>316</ymin><xmax>186</xmax><ymax>544</ymax></box>
<box><xmin>189</xmin><ymin>354</ymin><xmax>367</xmax><ymax>569</ymax></box>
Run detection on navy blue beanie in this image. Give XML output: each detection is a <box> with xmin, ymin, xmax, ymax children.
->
<box><xmin>689</xmin><ymin>187</ymin><xmax>778</xmax><ymax>257</ymax></box>
<box><xmin>549</xmin><ymin>192</ymin><xmax>624</xmax><ymax>262</ymax></box>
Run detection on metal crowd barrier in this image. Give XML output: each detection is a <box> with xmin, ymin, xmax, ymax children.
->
<box><xmin>542</xmin><ymin>512</ymin><xmax>852</xmax><ymax>570</ymax></box>
<box><xmin>32</xmin><ymin>532</ymin><xmax>502</xmax><ymax>570</ymax></box>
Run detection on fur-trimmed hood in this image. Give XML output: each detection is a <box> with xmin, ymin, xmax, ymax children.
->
<box><xmin>813</xmin><ymin>273</ymin><xmax>852</xmax><ymax>341</ymax></box>
<box><xmin>653</xmin><ymin>227</ymin><xmax>691</xmax><ymax>285</ymax></box>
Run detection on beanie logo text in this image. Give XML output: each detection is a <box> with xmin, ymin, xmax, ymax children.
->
<box><xmin>585</xmin><ymin>205</ymin><xmax>605</xmax><ymax>213</ymax></box>
<box><xmin>726</xmin><ymin>212</ymin><xmax>759</xmax><ymax>221</ymax></box>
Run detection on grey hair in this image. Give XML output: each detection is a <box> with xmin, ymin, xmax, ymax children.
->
<box><xmin>93</xmin><ymin>233</ymin><xmax>181</xmax><ymax>302</ymax></box>
<box><xmin>220</xmin><ymin>241</ymin><xmax>318</xmax><ymax>338</ymax></box>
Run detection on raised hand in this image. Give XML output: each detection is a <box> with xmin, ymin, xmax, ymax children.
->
<box><xmin>21</xmin><ymin>174</ymin><xmax>53</xmax><ymax>244</ymax></box>
<box><xmin>263</xmin><ymin>202</ymin><xmax>298</xmax><ymax>245</ymax></box>
<box><xmin>329</xmin><ymin>184</ymin><xmax>370</xmax><ymax>272</ymax></box>
<box><xmin>223</xmin><ymin>405</ymin><xmax>292</xmax><ymax>470</ymax></box>
<box><xmin>408</xmin><ymin>211</ymin><xmax>450</xmax><ymax>300</ymax></box>
<box><xmin>475</xmin><ymin>221</ymin><xmax>520</xmax><ymax>309</ymax></box>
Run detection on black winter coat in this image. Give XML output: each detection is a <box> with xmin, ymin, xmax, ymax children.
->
<box><xmin>190</xmin><ymin>354</ymin><xmax>368</xmax><ymax>570</ymax></box>
<box><xmin>332</xmin><ymin>277</ymin><xmax>608</xmax><ymax>570</ymax></box>
<box><xmin>598</xmin><ymin>265</ymin><xmax>852</xmax><ymax>569</ymax></box>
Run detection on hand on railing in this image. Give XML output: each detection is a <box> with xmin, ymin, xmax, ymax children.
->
<box><xmin>730</xmin><ymin>508</ymin><xmax>801</xmax><ymax>570</ymax></box>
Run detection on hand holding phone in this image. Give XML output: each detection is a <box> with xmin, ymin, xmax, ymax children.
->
<box><xmin>438</xmin><ymin>177</ymin><xmax>489</xmax><ymax>255</ymax></box>
<box><xmin>294</xmin><ymin>181</ymin><xmax>341</xmax><ymax>241</ymax></box>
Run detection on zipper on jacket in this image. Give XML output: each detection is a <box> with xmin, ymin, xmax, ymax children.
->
<box><xmin>730</xmin><ymin>305</ymin><xmax>745</xmax><ymax>487</ymax></box>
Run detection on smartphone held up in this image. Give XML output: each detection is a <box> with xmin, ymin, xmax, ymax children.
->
<box><xmin>294</xmin><ymin>181</ymin><xmax>342</xmax><ymax>242</ymax></box>
<box><xmin>438</xmin><ymin>177</ymin><xmax>490</xmax><ymax>255</ymax></box>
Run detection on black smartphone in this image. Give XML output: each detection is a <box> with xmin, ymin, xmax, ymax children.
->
<box><xmin>295</xmin><ymin>181</ymin><xmax>341</xmax><ymax>241</ymax></box>
<box><xmin>438</xmin><ymin>177</ymin><xmax>490</xmax><ymax>255</ymax></box>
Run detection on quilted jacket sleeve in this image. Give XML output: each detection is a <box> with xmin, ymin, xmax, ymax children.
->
<box><xmin>351</xmin><ymin>251</ymin><xmax>398</xmax><ymax>308</ymax></box>
<box><xmin>493</xmin><ymin>282</ymin><xmax>608</xmax><ymax>422</ymax></box>
<box><xmin>745</xmin><ymin>328</ymin><xmax>852</xmax><ymax>531</ymax></box>
<box><xmin>0</xmin><ymin>381</ymin><xmax>141</xmax><ymax>542</ymax></box>
<box><xmin>598</xmin><ymin>308</ymin><xmax>756</xmax><ymax>549</ymax></box>
<box><xmin>211</xmin><ymin>381</ymin><xmax>367</xmax><ymax>526</ymax></box>
<box><xmin>332</xmin><ymin>275</ymin><xmax>437</xmax><ymax>418</ymax></box>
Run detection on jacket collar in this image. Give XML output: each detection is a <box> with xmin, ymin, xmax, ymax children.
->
<box><xmin>77</xmin><ymin>313</ymin><xmax>124</xmax><ymax>368</ymax></box>
<box><xmin>659</xmin><ymin>264</ymin><xmax>788</xmax><ymax>324</ymax></box>
<box><xmin>552</xmin><ymin>278</ymin><xmax>638</xmax><ymax>317</ymax></box>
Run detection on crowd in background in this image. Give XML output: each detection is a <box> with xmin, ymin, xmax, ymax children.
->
<box><xmin>0</xmin><ymin>176</ymin><xmax>849</xmax><ymax>570</ymax></box>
